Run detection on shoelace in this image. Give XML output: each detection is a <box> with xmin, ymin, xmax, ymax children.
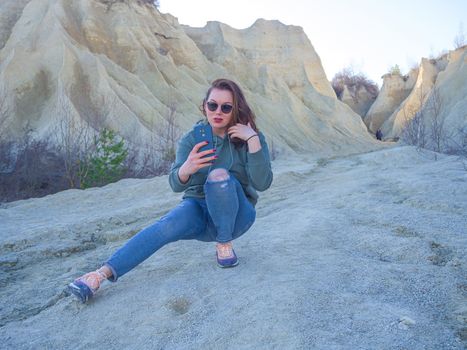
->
<box><xmin>217</xmin><ymin>243</ymin><xmax>234</xmax><ymax>259</ymax></box>
<box><xmin>79</xmin><ymin>270</ymin><xmax>107</xmax><ymax>293</ymax></box>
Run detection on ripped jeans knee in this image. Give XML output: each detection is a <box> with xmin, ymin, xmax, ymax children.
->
<box><xmin>207</xmin><ymin>168</ymin><xmax>230</xmax><ymax>182</ymax></box>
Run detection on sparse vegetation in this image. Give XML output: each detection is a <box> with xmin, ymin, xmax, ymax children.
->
<box><xmin>448</xmin><ymin>126</ymin><xmax>467</xmax><ymax>156</ymax></box>
<box><xmin>331</xmin><ymin>67</ymin><xmax>379</xmax><ymax>101</ymax></box>
<box><xmin>125</xmin><ymin>102</ymin><xmax>181</xmax><ymax>178</ymax></box>
<box><xmin>401</xmin><ymin>86</ymin><xmax>466</xmax><ymax>163</ymax></box>
<box><xmin>428</xmin><ymin>88</ymin><xmax>446</xmax><ymax>155</ymax></box>
<box><xmin>401</xmin><ymin>88</ymin><xmax>428</xmax><ymax>149</ymax></box>
<box><xmin>80</xmin><ymin>129</ymin><xmax>128</xmax><ymax>189</ymax></box>
<box><xmin>453</xmin><ymin>22</ymin><xmax>466</xmax><ymax>49</ymax></box>
<box><xmin>388</xmin><ymin>64</ymin><xmax>402</xmax><ymax>75</ymax></box>
<box><xmin>0</xmin><ymin>84</ymin><xmax>11</xmax><ymax>141</ymax></box>
<box><xmin>0</xmin><ymin>131</ymin><xmax>69</xmax><ymax>203</ymax></box>
<box><xmin>268</xmin><ymin>138</ymin><xmax>278</xmax><ymax>161</ymax></box>
<box><xmin>0</xmin><ymin>101</ymin><xmax>181</xmax><ymax>203</ymax></box>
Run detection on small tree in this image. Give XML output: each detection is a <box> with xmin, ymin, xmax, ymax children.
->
<box><xmin>388</xmin><ymin>64</ymin><xmax>402</xmax><ymax>75</ymax></box>
<box><xmin>81</xmin><ymin>128</ymin><xmax>128</xmax><ymax>188</ymax></box>
<box><xmin>453</xmin><ymin>22</ymin><xmax>466</xmax><ymax>49</ymax></box>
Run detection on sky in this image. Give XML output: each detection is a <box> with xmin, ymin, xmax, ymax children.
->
<box><xmin>159</xmin><ymin>0</ymin><xmax>467</xmax><ymax>87</ymax></box>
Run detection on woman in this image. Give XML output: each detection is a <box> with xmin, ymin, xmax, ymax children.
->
<box><xmin>68</xmin><ymin>78</ymin><xmax>273</xmax><ymax>303</ymax></box>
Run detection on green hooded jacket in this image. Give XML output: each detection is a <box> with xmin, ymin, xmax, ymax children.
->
<box><xmin>169</xmin><ymin>121</ymin><xmax>273</xmax><ymax>206</ymax></box>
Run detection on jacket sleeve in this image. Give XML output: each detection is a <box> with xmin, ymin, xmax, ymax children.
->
<box><xmin>246</xmin><ymin>132</ymin><xmax>273</xmax><ymax>191</ymax></box>
<box><xmin>169</xmin><ymin>132</ymin><xmax>194</xmax><ymax>192</ymax></box>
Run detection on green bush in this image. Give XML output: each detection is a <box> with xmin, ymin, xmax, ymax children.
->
<box><xmin>388</xmin><ymin>64</ymin><xmax>402</xmax><ymax>75</ymax></box>
<box><xmin>81</xmin><ymin>129</ymin><xmax>128</xmax><ymax>189</ymax></box>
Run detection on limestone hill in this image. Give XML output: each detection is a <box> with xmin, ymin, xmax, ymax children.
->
<box><xmin>0</xmin><ymin>0</ymin><xmax>376</xmax><ymax>157</ymax></box>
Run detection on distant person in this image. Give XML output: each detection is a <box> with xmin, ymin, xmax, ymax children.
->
<box><xmin>376</xmin><ymin>129</ymin><xmax>383</xmax><ymax>141</ymax></box>
<box><xmin>68</xmin><ymin>78</ymin><xmax>273</xmax><ymax>303</ymax></box>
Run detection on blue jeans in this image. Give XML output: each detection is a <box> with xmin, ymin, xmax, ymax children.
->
<box><xmin>105</xmin><ymin>170</ymin><xmax>256</xmax><ymax>281</ymax></box>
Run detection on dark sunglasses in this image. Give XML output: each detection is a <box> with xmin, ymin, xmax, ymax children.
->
<box><xmin>206</xmin><ymin>101</ymin><xmax>233</xmax><ymax>114</ymax></box>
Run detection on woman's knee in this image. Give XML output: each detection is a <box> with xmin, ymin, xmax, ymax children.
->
<box><xmin>207</xmin><ymin>168</ymin><xmax>230</xmax><ymax>182</ymax></box>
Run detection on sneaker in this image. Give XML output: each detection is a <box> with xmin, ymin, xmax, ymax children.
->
<box><xmin>68</xmin><ymin>270</ymin><xmax>107</xmax><ymax>303</ymax></box>
<box><xmin>216</xmin><ymin>242</ymin><xmax>239</xmax><ymax>268</ymax></box>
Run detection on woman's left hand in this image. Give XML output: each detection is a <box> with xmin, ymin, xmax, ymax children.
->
<box><xmin>227</xmin><ymin>122</ymin><xmax>257</xmax><ymax>140</ymax></box>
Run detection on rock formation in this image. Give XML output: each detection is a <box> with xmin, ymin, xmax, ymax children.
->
<box><xmin>0</xmin><ymin>0</ymin><xmax>376</xmax><ymax>159</ymax></box>
<box><xmin>380</xmin><ymin>58</ymin><xmax>439</xmax><ymax>140</ymax></box>
<box><xmin>364</xmin><ymin>69</ymin><xmax>417</xmax><ymax>134</ymax></box>
<box><xmin>366</xmin><ymin>46</ymin><xmax>467</xmax><ymax>146</ymax></box>
<box><xmin>340</xmin><ymin>84</ymin><xmax>377</xmax><ymax>118</ymax></box>
<box><xmin>425</xmin><ymin>47</ymin><xmax>467</xmax><ymax>150</ymax></box>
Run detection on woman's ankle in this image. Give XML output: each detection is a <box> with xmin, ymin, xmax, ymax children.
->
<box><xmin>97</xmin><ymin>265</ymin><xmax>113</xmax><ymax>280</ymax></box>
<box><xmin>216</xmin><ymin>241</ymin><xmax>233</xmax><ymax>248</ymax></box>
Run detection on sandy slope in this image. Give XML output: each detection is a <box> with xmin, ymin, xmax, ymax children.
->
<box><xmin>0</xmin><ymin>146</ymin><xmax>466</xmax><ymax>349</ymax></box>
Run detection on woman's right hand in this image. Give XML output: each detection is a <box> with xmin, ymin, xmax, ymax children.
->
<box><xmin>178</xmin><ymin>141</ymin><xmax>216</xmax><ymax>183</ymax></box>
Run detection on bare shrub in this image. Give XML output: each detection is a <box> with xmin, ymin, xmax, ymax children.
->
<box><xmin>0</xmin><ymin>86</ymin><xmax>73</xmax><ymax>202</ymax></box>
<box><xmin>0</xmin><ymin>83</ymin><xmax>11</xmax><ymax>142</ymax></box>
<box><xmin>158</xmin><ymin>102</ymin><xmax>180</xmax><ymax>164</ymax></box>
<box><xmin>0</xmin><ymin>141</ymin><xmax>15</xmax><ymax>175</ymax></box>
<box><xmin>400</xmin><ymin>86</ymin><xmax>466</xmax><ymax>165</ymax></box>
<box><xmin>426</xmin><ymin>87</ymin><xmax>447</xmax><ymax>156</ymax></box>
<box><xmin>331</xmin><ymin>67</ymin><xmax>379</xmax><ymax>101</ymax></box>
<box><xmin>454</xmin><ymin>22</ymin><xmax>466</xmax><ymax>49</ymax></box>
<box><xmin>401</xmin><ymin>88</ymin><xmax>428</xmax><ymax>149</ymax></box>
<box><xmin>126</xmin><ymin>102</ymin><xmax>181</xmax><ymax>178</ymax></box>
<box><xmin>53</xmin><ymin>97</ymin><xmax>97</xmax><ymax>188</ymax></box>
<box><xmin>268</xmin><ymin>138</ymin><xmax>278</xmax><ymax>161</ymax></box>
<box><xmin>1</xmin><ymin>90</ymin><xmax>183</xmax><ymax>201</ymax></box>
<box><xmin>444</xmin><ymin>125</ymin><xmax>467</xmax><ymax>171</ymax></box>
<box><xmin>446</xmin><ymin>125</ymin><xmax>467</xmax><ymax>158</ymax></box>
<box><xmin>59</xmin><ymin>119</ymin><xmax>92</xmax><ymax>188</ymax></box>
<box><xmin>0</xmin><ymin>128</ymin><xmax>68</xmax><ymax>203</ymax></box>
<box><xmin>54</xmin><ymin>89</ymin><xmax>118</xmax><ymax>188</ymax></box>
<box><xmin>401</xmin><ymin>108</ymin><xmax>427</xmax><ymax>150</ymax></box>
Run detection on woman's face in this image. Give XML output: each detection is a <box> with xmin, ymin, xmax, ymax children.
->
<box><xmin>205</xmin><ymin>88</ymin><xmax>234</xmax><ymax>136</ymax></box>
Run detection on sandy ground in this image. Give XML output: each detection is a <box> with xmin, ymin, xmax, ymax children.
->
<box><xmin>0</xmin><ymin>145</ymin><xmax>466</xmax><ymax>349</ymax></box>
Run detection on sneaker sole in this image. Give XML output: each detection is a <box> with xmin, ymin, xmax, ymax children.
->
<box><xmin>217</xmin><ymin>260</ymin><xmax>239</xmax><ymax>268</ymax></box>
<box><xmin>67</xmin><ymin>282</ymin><xmax>92</xmax><ymax>303</ymax></box>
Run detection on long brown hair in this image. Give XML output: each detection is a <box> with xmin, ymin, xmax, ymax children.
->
<box><xmin>201</xmin><ymin>78</ymin><xmax>258</xmax><ymax>147</ymax></box>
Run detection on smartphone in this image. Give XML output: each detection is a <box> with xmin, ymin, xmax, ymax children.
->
<box><xmin>193</xmin><ymin>124</ymin><xmax>214</xmax><ymax>156</ymax></box>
